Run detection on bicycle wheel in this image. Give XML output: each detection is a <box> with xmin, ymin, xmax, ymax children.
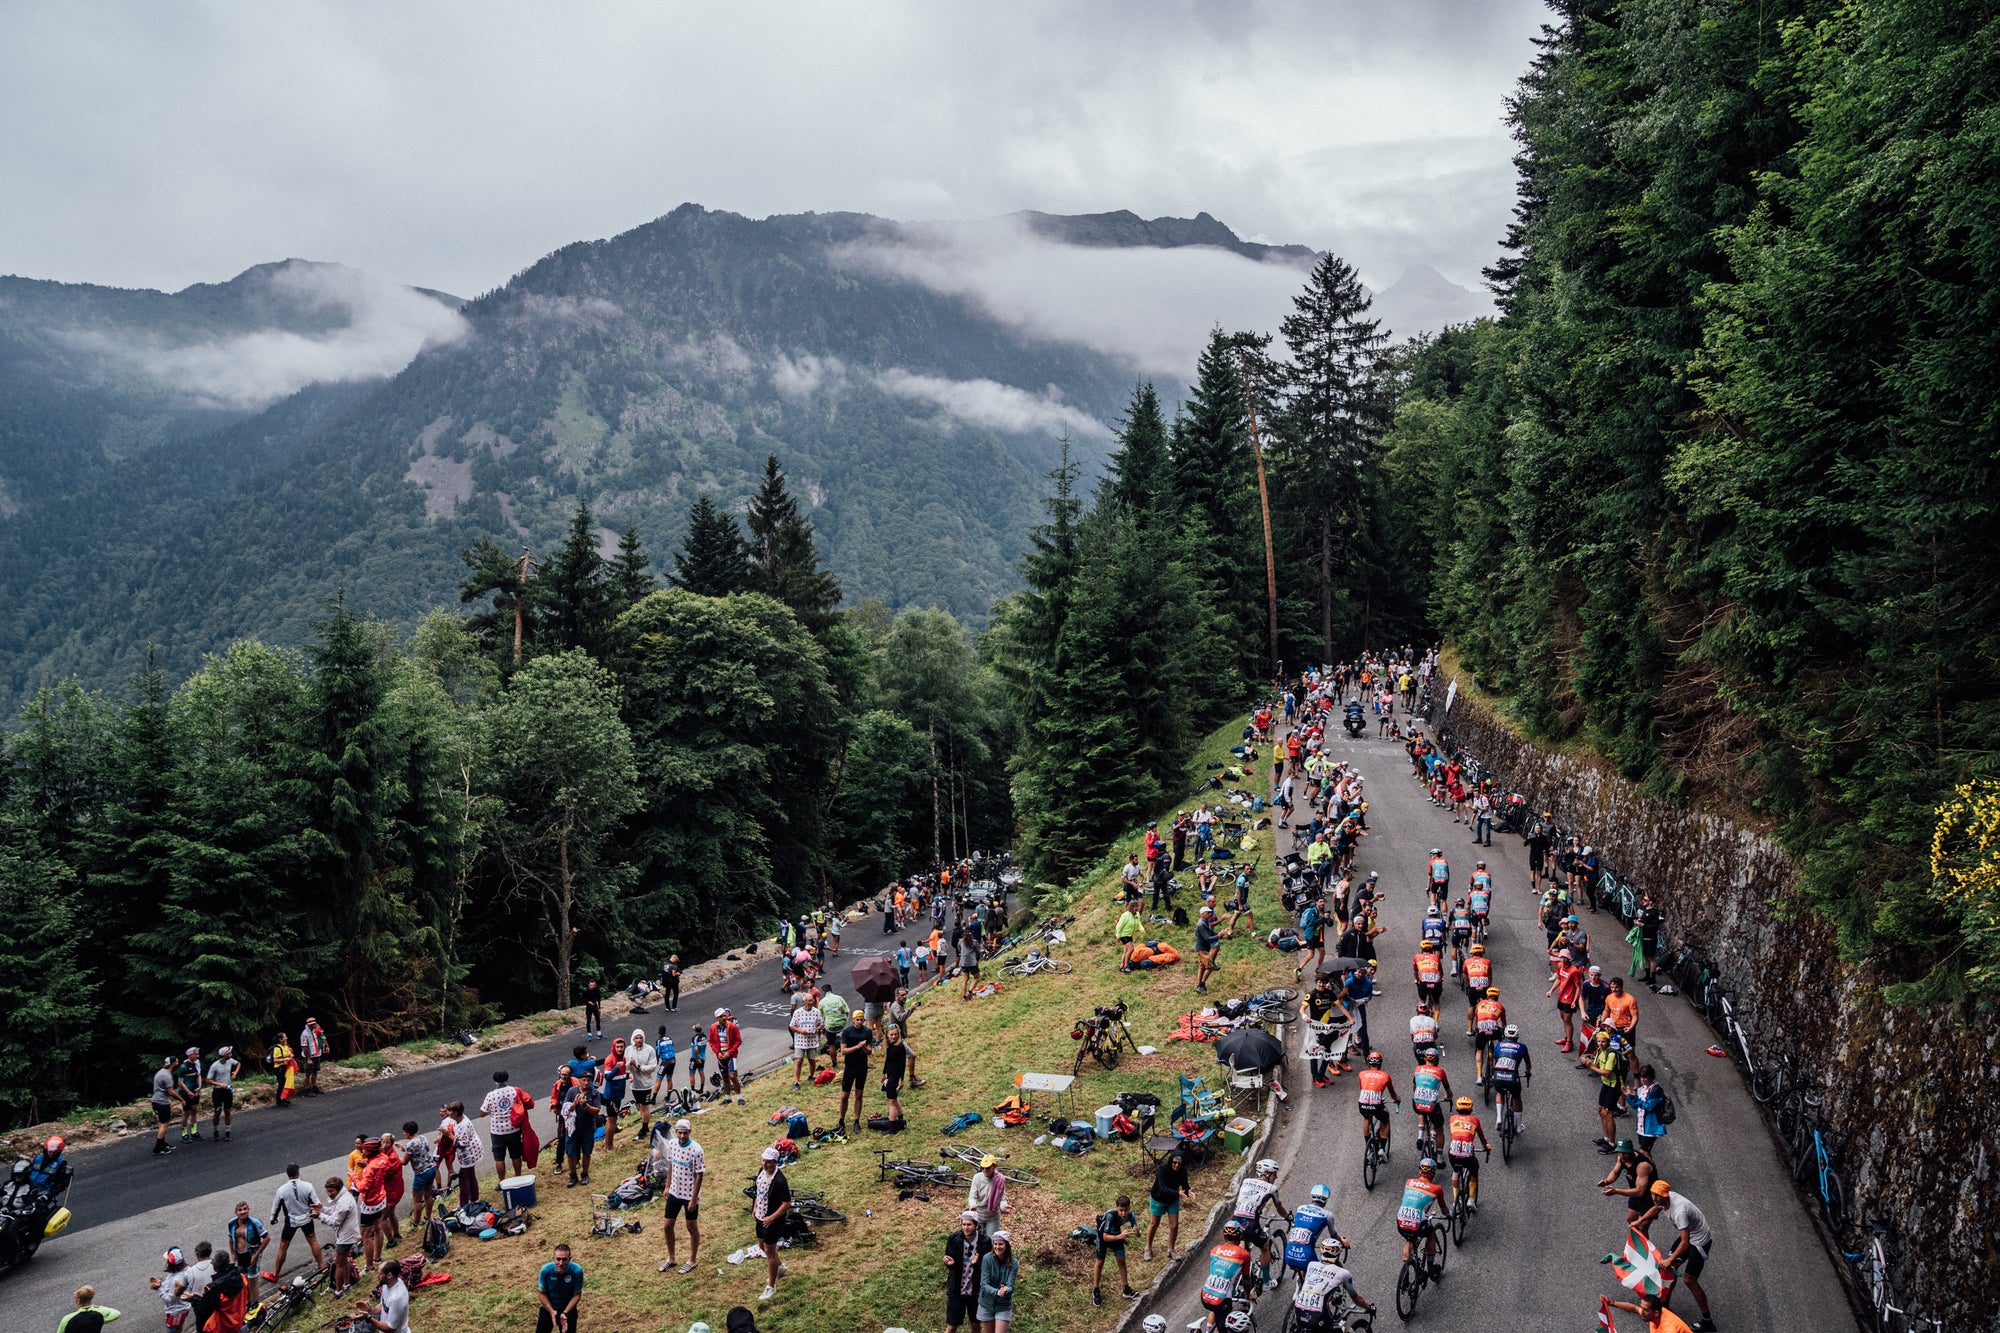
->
<box><xmin>1362</xmin><ymin>1141</ymin><xmax>1379</xmax><ymax>1191</ymax></box>
<box><xmin>1395</xmin><ymin>1261</ymin><xmax>1420</xmax><ymax>1321</ymax></box>
<box><xmin>1267</xmin><ymin>986</ymin><xmax>1300</xmax><ymax>1003</ymax></box>
<box><xmin>1821</xmin><ymin>1167</ymin><xmax>1847</xmax><ymax>1237</ymax></box>
<box><xmin>1450</xmin><ymin>1188</ymin><xmax>1468</xmax><ymax>1244</ymax></box>
<box><xmin>997</xmin><ymin>1166</ymin><xmax>1041</xmax><ymax>1187</ymax></box>
<box><xmin>1052</xmin><ymin>960</ymin><xmax>1074</xmax><ymax>974</ymax></box>
<box><xmin>1097</xmin><ymin>1042</ymin><xmax>1122</xmax><ymax>1071</ymax></box>
<box><xmin>794</xmin><ymin>1198</ymin><xmax>846</xmax><ymax>1224</ymax></box>
<box><xmin>1073</xmin><ymin>1045</ymin><xmax>1089</xmax><ymax>1079</ymax></box>
<box><xmin>1500</xmin><ymin>1120</ymin><xmax>1514</xmax><ymax>1166</ymax></box>
<box><xmin>1432</xmin><ymin>1219</ymin><xmax>1450</xmax><ymax>1273</ymax></box>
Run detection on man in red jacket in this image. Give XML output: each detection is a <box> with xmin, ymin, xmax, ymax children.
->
<box><xmin>709</xmin><ymin>1009</ymin><xmax>744</xmax><ymax>1104</ymax></box>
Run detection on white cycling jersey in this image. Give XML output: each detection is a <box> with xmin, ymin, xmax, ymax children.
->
<box><xmin>1233</xmin><ymin>1177</ymin><xmax>1279</xmax><ymax>1220</ymax></box>
<box><xmin>1294</xmin><ymin>1261</ymin><xmax>1355</xmax><ymax>1313</ymax></box>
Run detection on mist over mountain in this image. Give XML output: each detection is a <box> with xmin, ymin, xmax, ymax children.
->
<box><xmin>0</xmin><ymin>205</ymin><xmax>1483</xmax><ymax>708</ymax></box>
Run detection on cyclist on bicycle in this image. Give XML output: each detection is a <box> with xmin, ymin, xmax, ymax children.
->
<box><xmin>1419</xmin><ymin>904</ymin><xmax>1447</xmax><ymax>953</ymax></box>
<box><xmin>1489</xmin><ymin>1025</ymin><xmax>1531</xmax><ymax>1132</ymax></box>
<box><xmin>1447</xmin><ymin>898</ymin><xmax>1473</xmax><ymax>974</ymax></box>
<box><xmin>1281</xmin><ymin>1184</ymin><xmax>1342</xmax><ymax>1275</ymax></box>
<box><xmin>1409</xmin><ymin>998</ymin><xmax>1441</xmax><ymax>1065</ymax></box>
<box><xmin>1229</xmin><ymin>1159</ymin><xmax>1289</xmax><ymax>1285</ymax></box>
<box><xmin>1199</xmin><ymin>1220</ymin><xmax>1255</xmax><ymax>1330</ymax></box>
<box><xmin>1410</xmin><ymin>1048</ymin><xmax>1451</xmax><ymax>1156</ymax></box>
<box><xmin>1413</xmin><ymin>940</ymin><xmax>1444</xmax><ymax>1012</ymax></box>
<box><xmin>1292</xmin><ymin>1234</ymin><xmax>1374</xmax><ymax>1331</ymax></box>
<box><xmin>1472</xmin><ymin>988</ymin><xmax>1506</xmax><ymax>1084</ymax></box>
<box><xmin>1446</xmin><ymin>1096</ymin><xmax>1492</xmax><ymax>1211</ymax></box>
<box><xmin>1462</xmin><ymin>944</ymin><xmax>1493</xmax><ymax>1032</ymax></box>
<box><xmin>1467</xmin><ymin>863</ymin><xmax>1493</xmax><ymax>938</ymax></box>
<box><xmin>1395</xmin><ymin>1159</ymin><xmax>1447</xmax><ymax>1276</ymax></box>
<box><xmin>1425</xmin><ymin>850</ymin><xmax>1450</xmax><ymax>909</ymax></box>
<box><xmin>1357</xmin><ymin>1051</ymin><xmax>1400</xmax><ymax>1154</ymax></box>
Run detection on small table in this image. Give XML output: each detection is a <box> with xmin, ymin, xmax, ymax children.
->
<box><xmin>1016</xmin><ymin>1071</ymin><xmax>1079</xmax><ymax>1121</ymax></box>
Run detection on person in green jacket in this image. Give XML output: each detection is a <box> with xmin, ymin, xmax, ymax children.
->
<box><xmin>55</xmin><ymin>1287</ymin><xmax>118</xmax><ymax>1333</ymax></box>
<box><xmin>977</xmin><ymin>1231</ymin><xmax>1019</xmax><ymax>1331</ymax></box>
<box><xmin>1116</xmin><ymin>909</ymin><xmax>1144</xmax><ymax>972</ymax></box>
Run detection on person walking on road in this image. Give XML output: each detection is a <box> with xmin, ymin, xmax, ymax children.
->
<box><xmin>661</xmin><ymin>954</ymin><xmax>683</xmax><ymax>1010</ymax></box>
<box><xmin>534</xmin><ymin>1243</ymin><xmax>583</xmax><ymax>1333</ymax></box>
<box><xmin>654</xmin><ymin>1119</ymin><xmax>704</xmax><ymax>1274</ymax></box>
<box><xmin>1640</xmin><ymin>1180</ymin><xmax>1717</xmax><ymax>1332</ymax></box>
<box><xmin>269</xmin><ymin>1164</ymin><xmax>324</xmax><ymax>1278</ymax></box>
<box><xmin>582</xmin><ymin>980</ymin><xmax>602</xmax><ymax>1041</ymax></box>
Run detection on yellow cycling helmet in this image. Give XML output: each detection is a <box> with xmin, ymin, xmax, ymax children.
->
<box><xmin>1469</xmin><ymin>943</ymin><xmax>1486</xmax><ymax>955</ymax></box>
<box><xmin>1455</xmin><ymin>1096</ymin><xmax>1474</xmax><ymax>1112</ymax></box>
<box><xmin>1485</xmin><ymin>987</ymin><xmax>1501</xmax><ymax>998</ymax></box>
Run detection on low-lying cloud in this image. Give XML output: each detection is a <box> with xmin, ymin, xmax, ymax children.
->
<box><xmin>875</xmin><ymin>367</ymin><xmax>1110</xmax><ymax>440</ymax></box>
<box><xmin>60</xmin><ymin>260</ymin><xmax>467</xmax><ymax>409</ymax></box>
<box><xmin>834</xmin><ymin>216</ymin><xmax>1314</xmax><ymax>382</ymax></box>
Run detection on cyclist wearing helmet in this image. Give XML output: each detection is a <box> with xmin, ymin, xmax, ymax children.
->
<box><xmin>1489</xmin><ymin>1025</ymin><xmax>1531</xmax><ymax>1134</ymax></box>
<box><xmin>1446</xmin><ymin>1096</ymin><xmax>1492</xmax><ymax>1209</ymax></box>
<box><xmin>1142</xmin><ymin>1317</ymin><xmax>1169</xmax><ymax>1333</ymax></box>
<box><xmin>1408</xmin><ymin>999</ymin><xmax>1440</xmax><ymax>1066</ymax></box>
<box><xmin>1395</xmin><ymin>1159</ymin><xmax>1447</xmax><ymax>1275</ymax></box>
<box><xmin>1293</xmin><ymin>1233</ymin><xmax>1372</xmax><ymax>1330</ymax></box>
<box><xmin>1462</xmin><ymin>942</ymin><xmax>1493</xmax><ymax>1028</ymax></box>
<box><xmin>1199</xmin><ymin>1220</ymin><xmax>1255</xmax><ymax>1330</ymax></box>
<box><xmin>1447</xmin><ymin>897</ymin><xmax>1473</xmax><ymax>973</ymax></box>
<box><xmin>1425</xmin><ymin>850</ymin><xmax>1450</xmax><ymax>908</ymax></box>
<box><xmin>1356</xmin><ymin>1051</ymin><xmax>1400</xmax><ymax>1153</ymax></box>
<box><xmin>1467</xmin><ymin>862</ymin><xmax>1493</xmax><ymax>936</ymax></box>
<box><xmin>1412</xmin><ymin>939</ymin><xmax>1443</xmax><ymax>1010</ymax></box>
<box><xmin>1472</xmin><ymin>987</ymin><xmax>1507</xmax><ymax>1085</ymax></box>
<box><xmin>1410</xmin><ymin>1048</ymin><xmax>1452</xmax><ymax>1155</ymax></box>
<box><xmin>1281</xmin><ymin>1184</ymin><xmax>1341</xmax><ymax>1274</ymax></box>
<box><xmin>1229</xmin><ymin>1159</ymin><xmax>1289</xmax><ymax>1285</ymax></box>
<box><xmin>1419</xmin><ymin>903</ymin><xmax>1447</xmax><ymax>951</ymax></box>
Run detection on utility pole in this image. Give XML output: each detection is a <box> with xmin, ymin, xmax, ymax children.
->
<box><xmin>1237</xmin><ymin>348</ymin><xmax>1282</xmax><ymax>682</ymax></box>
<box><xmin>513</xmin><ymin>546</ymin><xmax>538</xmax><ymax>663</ymax></box>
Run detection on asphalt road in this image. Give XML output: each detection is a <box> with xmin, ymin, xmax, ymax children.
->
<box><xmin>1146</xmin><ymin>717</ymin><xmax>1856</xmax><ymax>1332</ymax></box>
<box><xmin>0</xmin><ymin>925</ymin><xmax>927</xmax><ymax>1331</ymax></box>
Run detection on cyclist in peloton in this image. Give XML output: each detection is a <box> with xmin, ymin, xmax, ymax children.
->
<box><xmin>1410</xmin><ymin>1047</ymin><xmax>1451</xmax><ymax>1156</ymax></box>
<box><xmin>1462</xmin><ymin>943</ymin><xmax>1493</xmax><ymax>1035</ymax></box>
<box><xmin>1467</xmin><ymin>863</ymin><xmax>1493</xmax><ymax>936</ymax></box>
<box><xmin>1412</xmin><ymin>939</ymin><xmax>1444</xmax><ymax>1013</ymax></box>
<box><xmin>1291</xmin><ymin>1233</ymin><xmax>1375</xmax><ymax>1331</ymax></box>
<box><xmin>1447</xmin><ymin>898</ymin><xmax>1474</xmax><ymax>975</ymax></box>
<box><xmin>1445</xmin><ymin>1096</ymin><xmax>1492</xmax><ymax>1211</ymax></box>
<box><xmin>1199</xmin><ymin>1219</ymin><xmax>1256</xmax><ymax>1330</ymax></box>
<box><xmin>1357</xmin><ymin>1051</ymin><xmax>1401</xmax><ymax>1156</ymax></box>
<box><xmin>1408</xmin><ymin>998</ymin><xmax>1441</xmax><ymax>1065</ymax></box>
<box><xmin>1395</xmin><ymin>1158</ymin><xmax>1447</xmax><ymax>1277</ymax></box>
<box><xmin>1472</xmin><ymin>988</ymin><xmax>1507</xmax><ymax>1085</ymax></box>
<box><xmin>1489</xmin><ymin>1024</ymin><xmax>1531</xmax><ymax>1133</ymax></box>
<box><xmin>1425</xmin><ymin>850</ymin><xmax>1450</xmax><ymax>910</ymax></box>
<box><xmin>1229</xmin><ymin>1159</ymin><xmax>1290</xmax><ymax>1286</ymax></box>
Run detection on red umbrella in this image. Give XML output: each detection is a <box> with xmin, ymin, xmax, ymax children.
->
<box><xmin>850</xmin><ymin>957</ymin><xmax>899</xmax><ymax>1003</ymax></box>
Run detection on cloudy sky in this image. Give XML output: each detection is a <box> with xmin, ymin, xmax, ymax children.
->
<box><xmin>2</xmin><ymin>1</ymin><xmax>1546</xmax><ymax>301</ymax></box>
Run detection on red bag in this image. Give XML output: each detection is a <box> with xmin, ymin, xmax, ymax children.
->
<box><xmin>1110</xmin><ymin>1112</ymin><xmax>1139</xmax><ymax>1139</ymax></box>
<box><xmin>813</xmin><ymin>1069</ymin><xmax>836</xmax><ymax>1086</ymax></box>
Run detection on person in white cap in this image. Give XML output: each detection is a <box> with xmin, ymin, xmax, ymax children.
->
<box><xmin>944</xmin><ymin>1209</ymin><xmax>991</xmax><ymax>1333</ymax></box>
<box><xmin>752</xmin><ymin>1146</ymin><xmax>790</xmax><ymax>1301</ymax></box>
<box><xmin>654</xmin><ymin>1119</ymin><xmax>704</xmax><ymax>1274</ymax></box>
<box><xmin>204</xmin><ymin>1046</ymin><xmax>240</xmax><ymax>1141</ymax></box>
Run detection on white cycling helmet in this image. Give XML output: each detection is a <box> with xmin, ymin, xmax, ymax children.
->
<box><xmin>1504</xmin><ymin>1024</ymin><xmax>1520</xmax><ymax>1038</ymax></box>
<box><xmin>1143</xmin><ymin>1318</ymin><xmax>1169</xmax><ymax>1333</ymax></box>
<box><xmin>1226</xmin><ymin>1314</ymin><xmax>1255</xmax><ymax>1333</ymax></box>
<box><xmin>1318</xmin><ymin>1233</ymin><xmax>1345</xmax><ymax>1260</ymax></box>
<box><xmin>1255</xmin><ymin>1158</ymin><xmax>1280</xmax><ymax>1178</ymax></box>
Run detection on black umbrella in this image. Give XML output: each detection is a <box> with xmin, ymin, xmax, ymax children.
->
<box><xmin>1317</xmin><ymin>957</ymin><xmax>1369</xmax><ymax>975</ymax></box>
<box><xmin>1214</xmin><ymin>1026</ymin><xmax>1286</xmax><ymax>1072</ymax></box>
<box><xmin>850</xmin><ymin>957</ymin><xmax>900</xmax><ymax>1003</ymax></box>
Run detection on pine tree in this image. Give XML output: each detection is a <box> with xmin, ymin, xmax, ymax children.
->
<box><xmin>459</xmin><ymin>536</ymin><xmax>537</xmax><ymax>664</ymax></box>
<box><xmin>1169</xmin><ymin>331</ymin><xmax>1268</xmax><ymax>673</ymax></box>
<box><xmin>1105</xmin><ymin>383</ymin><xmax>1170</xmax><ymax>522</ymax></box>
<box><xmin>541</xmin><ymin>500</ymin><xmax>613</xmax><ymax>658</ymax></box>
<box><xmin>88</xmin><ymin>650</ymin><xmax>180</xmax><ymax>1048</ymax></box>
<box><xmin>744</xmin><ymin>456</ymin><xmax>842</xmax><ymax>632</ymax></box>
<box><xmin>610</xmin><ymin>523</ymin><xmax>656</xmax><ymax>609</ymax></box>
<box><xmin>670</xmin><ymin>493</ymin><xmax>751</xmax><ymax>597</ymax></box>
<box><xmin>0</xmin><ymin>828</ymin><xmax>98</xmax><ymax>1124</ymax></box>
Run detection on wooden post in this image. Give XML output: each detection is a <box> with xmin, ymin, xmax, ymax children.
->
<box><xmin>1238</xmin><ymin>351</ymin><xmax>1281</xmax><ymax>681</ymax></box>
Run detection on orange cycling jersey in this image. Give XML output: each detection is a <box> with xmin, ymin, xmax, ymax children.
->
<box><xmin>1464</xmin><ymin>959</ymin><xmax>1491</xmax><ymax>990</ymax></box>
<box><xmin>1414</xmin><ymin>953</ymin><xmax>1442</xmax><ymax>984</ymax></box>
<box><xmin>1475</xmin><ymin>1000</ymin><xmax>1505</xmax><ymax>1034</ymax></box>
<box><xmin>1447</xmin><ymin>1113</ymin><xmax>1481</xmax><ymax>1155</ymax></box>
<box><xmin>1357</xmin><ymin>1068</ymin><xmax>1391</xmax><ymax>1107</ymax></box>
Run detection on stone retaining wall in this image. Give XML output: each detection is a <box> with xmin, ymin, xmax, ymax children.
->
<box><xmin>1435</xmin><ymin>681</ymin><xmax>1998</xmax><ymax>1331</ymax></box>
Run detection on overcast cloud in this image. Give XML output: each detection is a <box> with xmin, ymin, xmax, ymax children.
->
<box><xmin>0</xmin><ymin>2</ymin><xmax>1544</xmax><ymax>301</ymax></box>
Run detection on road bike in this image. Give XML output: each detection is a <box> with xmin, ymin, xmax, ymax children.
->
<box><xmin>244</xmin><ymin>1263</ymin><xmax>331</xmax><ymax>1332</ymax></box>
<box><xmin>1713</xmin><ymin>990</ymin><xmax>1785</xmax><ymax>1103</ymax></box>
<box><xmin>1393</xmin><ymin>1217</ymin><xmax>1450</xmax><ymax>1322</ymax></box>
<box><xmin>1448</xmin><ymin>1153</ymin><xmax>1486</xmax><ymax>1244</ymax></box>
<box><xmin>1001</xmin><ymin>951</ymin><xmax>1074</xmax><ymax>978</ymax></box>
<box><xmin>1495</xmin><ymin>1095</ymin><xmax>1520</xmax><ymax>1164</ymax></box>
<box><xmin>1248</xmin><ymin>987</ymin><xmax>1300</xmax><ymax>1029</ymax></box>
<box><xmin>1791</xmin><ymin>1112</ymin><xmax>1848</xmax><ymax>1236</ymax></box>
<box><xmin>1361</xmin><ymin>1108</ymin><xmax>1395</xmax><ymax>1191</ymax></box>
<box><xmin>1847</xmin><ymin>1217</ymin><xmax>1945</xmax><ymax>1333</ymax></box>
<box><xmin>938</xmin><ymin>1145</ymin><xmax>1041</xmax><ymax>1185</ymax></box>
<box><xmin>875</xmin><ymin>1149</ymin><xmax>968</xmax><ymax>1189</ymax></box>
<box><xmin>1072</xmin><ymin>1000</ymin><xmax>1139</xmax><ymax>1076</ymax></box>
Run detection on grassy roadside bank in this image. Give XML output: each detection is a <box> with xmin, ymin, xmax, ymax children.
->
<box><xmin>414</xmin><ymin>713</ymin><xmax>1292</xmax><ymax>1333</ymax></box>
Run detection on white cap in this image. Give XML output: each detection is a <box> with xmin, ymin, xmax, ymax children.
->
<box><xmin>675</xmin><ymin>1118</ymin><xmax>692</xmax><ymax>1132</ymax></box>
<box><xmin>761</xmin><ymin>1146</ymin><xmax>781</xmax><ymax>1161</ymax></box>
<box><xmin>714</xmin><ymin>1007</ymin><xmax>728</xmax><ymax>1018</ymax></box>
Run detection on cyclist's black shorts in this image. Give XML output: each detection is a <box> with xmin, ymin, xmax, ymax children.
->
<box><xmin>1491</xmin><ymin>1077</ymin><xmax>1522</xmax><ymax>1102</ymax></box>
<box><xmin>1449</xmin><ymin>1150</ymin><xmax>1481</xmax><ymax>1178</ymax></box>
<box><xmin>1416</xmin><ymin>982</ymin><xmax>1441</xmax><ymax>1007</ymax></box>
<box><xmin>1360</xmin><ymin>1104</ymin><xmax>1389</xmax><ymax>1125</ymax></box>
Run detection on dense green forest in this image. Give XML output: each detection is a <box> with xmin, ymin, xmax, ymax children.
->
<box><xmin>1373</xmin><ymin>0</ymin><xmax>2000</xmax><ymax>1000</ymax></box>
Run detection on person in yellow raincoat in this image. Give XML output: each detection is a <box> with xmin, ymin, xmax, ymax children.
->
<box><xmin>269</xmin><ymin>1032</ymin><xmax>297</xmax><ymax>1106</ymax></box>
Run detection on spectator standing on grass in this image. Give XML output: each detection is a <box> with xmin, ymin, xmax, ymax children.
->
<box><xmin>1194</xmin><ymin>906</ymin><xmax>1222</xmax><ymax>994</ymax></box>
<box><xmin>481</xmin><ymin>1071</ymin><xmax>527</xmax><ymax>1188</ymax></box>
<box><xmin>627</xmin><ymin>1030</ymin><xmax>660</xmax><ymax>1136</ymax></box>
<box><xmin>959</xmin><ymin>934</ymin><xmax>982</xmax><ymax>999</ymax></box>
<box><xmin>967</xmin><ymin>1156</ymin><xmax>1010</xmax><ymax>1237</ymax></box>
<box><xmin>222</xmin><ymin>1202</ymin><xmax>268</xmax><ymax>1306</ymax></box>
<box><xmin>376</xmin><ymin>1133</ymin><xmax>406</xmax><ymax>1246</ymax></box>
<box><xmin>944</xmin><ymin>1211</ymin><xmax>992</xmax><ymax>1333</ymax></box>
<box><xmin>1116</xmin><ymin>906</ymin><xmax>1143</xmax><ymax>972</ymax></box>
<box><xmin>399</xmin><ymin>1124</ymin><xmax>437</xmax><ymax>1231</ymax></box>
<box><xmin>978</xmin><ymin>1230</ymin><xmax>1019</xmax><ymax>1333</ymax></box>
<box><xmin>887</xmin><ymin>988</ymin><xmax>924</xmax><ymax>1087</ymax></box>
<box><xmin>654</xmin><ymin>1118</ymin><xmax>704</xmax><ymax>1274</ymax></box>
<box><xmin>835</xmin><ymin>1011</ymin><xmax>874</xmax><ymax>1130</ymax></box>
<box><xmin>753</xmin><ymin>1147</ymin><xmax>791</xmax><ymax>1303</ymax></box>
<box><xmin>881</xmin><ymin>1026</ymin><xmax>910</xmax><ymax>1129</ymax></box>
<box><xmin>1089</xmin><ymin>1195</ymin><xmax>1138</xmax><ymax>1306</ymax></box>
<box><xmin>1143</xmin><ymin>1147</ymin><xmax>1192</xmax><ymax>1260</ymax></box>
<box><xmin>534</xmin><ymin>1243</ymin><xmax>583</xmax><ymax>1333</ymax></box>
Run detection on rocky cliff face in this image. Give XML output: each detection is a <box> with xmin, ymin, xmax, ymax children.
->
<box><xmin>1436</xmin><ymin>680</ymin><xmax>1997</xmax><ymax>1330</ymax></box>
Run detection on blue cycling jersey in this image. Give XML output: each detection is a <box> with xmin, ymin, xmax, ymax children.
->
<box><xmin>1490</xmin><ymin>1039</ymin><xmax>1528</xmax><ymax>1081</ymax></box>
